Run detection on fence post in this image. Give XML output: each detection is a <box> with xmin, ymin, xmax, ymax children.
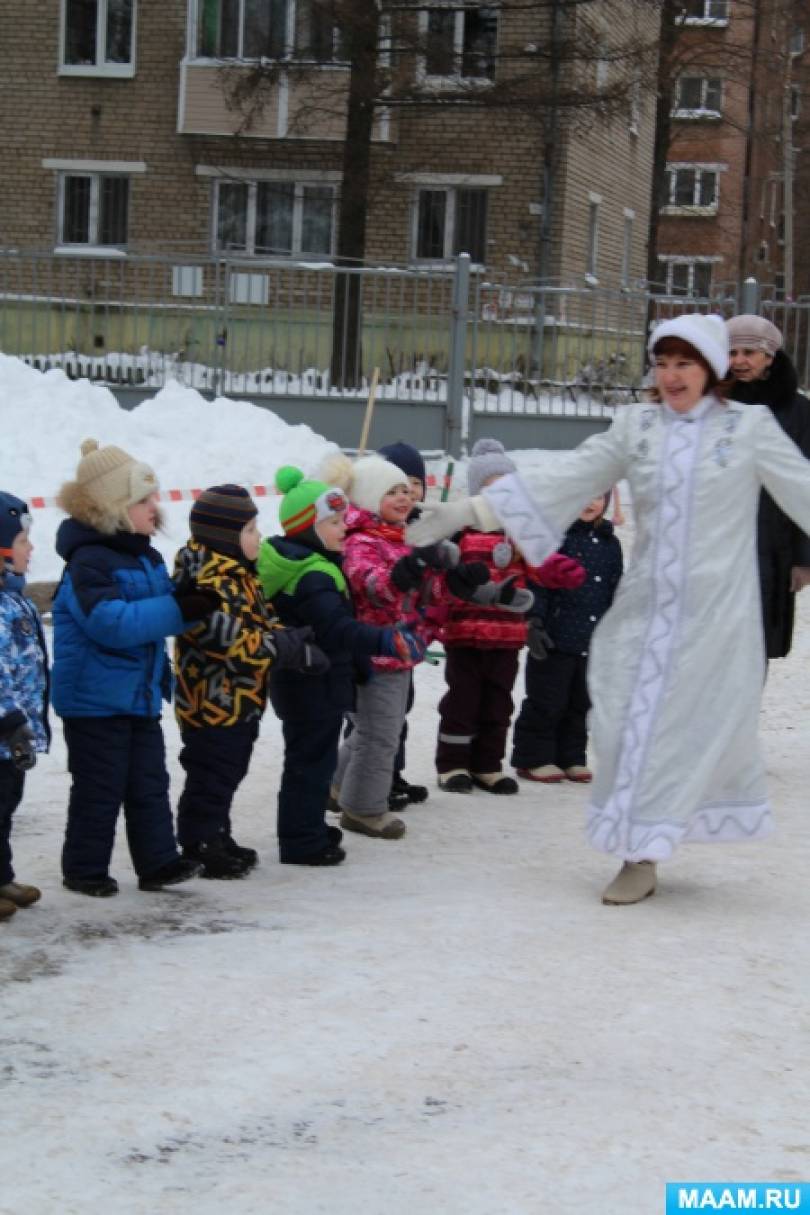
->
<box><xmin>446</xmin><ymin>253</ymin><xmax>471</xmax><ymax>458</ymax></box>
<box><xmin>741</xmin><ymin>277</ymin><xmax>760</xmax><ymax>316</ymax></box>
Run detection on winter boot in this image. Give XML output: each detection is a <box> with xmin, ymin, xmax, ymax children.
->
<box><xmin>472</xmin><ymin>772</ymin><xmax>519</xmax><ymax>795</ymax></box>
<box><xmin>224</xmin><ymin>836</ymin><xmax>259</xmax><ymax>869</ymax></box>
<box><xmin>0</xmin><ymin>898</ymin><xmax>17</xmax><ymax>920</ymax></box>
<box><xmin>282</xmin><ymin>843</ymin><xmax>346</xmax><ymax>867</ymax></box>
<box><xmin>138</xmin><ymin>857</ymin><xmax>203</xmax><ymax>891</ymax></box>
<box><xmin>0</xmin><ymin>881</ymin><xmax>42</xmax><ymax>907</ymax></box>
<box><xmin>601</xmin><ymin>861</ymin><xmax>657</xmax><ymax>906</ymax></box>
<box><xmin>63</xmin><ymin>874</ymin><xmax>119</xmax><ymax>898</ymax></box>
<box><xmin>392</xmin><ymin>774</ymin><xmax>429</xmax><ymax>805</ymax></box>
<box><xmin>516</xmin><ymin>764</ymin><xmax>565</xmax><ymax>784</ymax></box>
<box><xmin>387</xmin><ymin>788</ymin><xmax>410</xmax><ymax>813</ymax></box>
<box><xmin>340</xmin><ymin>809</ymin><xmax>406</xmax><ymax>839</ymax></box>
<box><xmin>437</xmin><ymin>769</ymin><xmax>473</xmax><ymax>794</ymax></box>
<box><xmin>564</xmin><ymin>766</ymin><xmax>593</xmax><ymax>783</ymax></box>
<box><xmin>327</xmin><ymin>825</ymin><xmax>344</xmax><ymax>846</ymax></box>
<box><xmin>182</xmin><ymin>837</ymin><xmax>251</xmax><ymax>880</ymax></box>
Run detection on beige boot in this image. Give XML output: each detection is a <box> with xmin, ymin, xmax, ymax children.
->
<box><xmin>0</xmin><ymin>881</ymin><xmax>42</xmax><ymax>907</ymax></box>
<box><xmin>340</xmin><ymin>809</ymin><xmax>406</xmax><ymax>839</ymax></box>
<box><xmin>0</xmin><ymin>897</ymin><xmax>17</xmax><ymax>921</ymax></box>
<box><xmin>516</xmin><ymin>764</ymin><xmax>565</xmax><ymax>784</ymax></box>
<box><xmin>601</xmin><ymin>861</ymin><xmax>657</xmax><ymax>905</ymax></box>
<box><xmin>564</xmin><ymin>765</ymin><xmax>592</xmax><ymax>783</ymax></box>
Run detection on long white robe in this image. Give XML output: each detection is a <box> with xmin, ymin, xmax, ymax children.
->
<box><xmin>483</xmin><ymin>395</ymin><xmax>810</xmax><ymax>861</ymax></box>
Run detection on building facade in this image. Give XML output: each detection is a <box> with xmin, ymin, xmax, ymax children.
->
<box><xmin>0</xmin><ymin>1</ymin><xmax>658</xmax><ymax>288</ymax></box>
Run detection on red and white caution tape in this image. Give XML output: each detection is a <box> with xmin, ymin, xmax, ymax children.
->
<box><xmin>28</xmin><ymin>472</ymin><xmax>450</xmax><ymax>509</ymax></box>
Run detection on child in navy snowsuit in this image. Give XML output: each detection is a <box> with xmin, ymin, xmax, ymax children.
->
<box><xmin>53</xmin><ymin>440</ymin><xmax>216</xmax><ymax>897</ymax></box>
<box><xmin>0</xmin><ymin>493</ymin><xmax>49</xmax><ymax>920</ymax></box>
<box><xmin>511</xmin><ymin>494</ymin><xmax>623</xmax><ymax>783</ymax></box>
<box><xmin>258</xmin><ymin>467</ymin><xmax>423</xmax><ymax>864</ymax></box>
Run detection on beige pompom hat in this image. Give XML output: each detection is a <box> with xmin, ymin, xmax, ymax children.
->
<box><xmin>58</xmin><ymin>438</ymin><xmax>159</xmax><ymax>534</ymax></box>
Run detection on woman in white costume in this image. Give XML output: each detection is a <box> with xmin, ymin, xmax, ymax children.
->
<box><xmin>409</xmin><ymin>313</ymin><xmax>810</xmax><ymax>904</ymax></box>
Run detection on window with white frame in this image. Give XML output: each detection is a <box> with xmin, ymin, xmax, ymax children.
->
<box><xmin>58</xmin><ymin>172</ymin><xmax>130</xmax><ymax>248</ymax></box>
<box><xmin>664</xmin><ymin>164</ymin><xmax>720</xmax><ymax>212</ymax></box>
<box><xmin>421</xmin><ymin>6</ymin><xmax>498</xmax><ymax>82</ymax></box>
<box><xmin>659</xmin><ymin>258</ymin><xmax>714</xmax><ymax>297</ymax></box>
<box><xmin>196</xmin><ymin>0</ymin><xmax>340</xmax><ymax>61</ymax></box>
<box><xmin>61</xmin><ymin>0</ymin><xmax>135</xmax><ymax>75</ymax></box>
<box><xmin>678</xmin><ymin>0</ymin><xmax>728</xmax><ymax>23</ymax></box>
<box><xmin>673</xmin><ymin>76</ymin><xmax>722</xmax><ymax>116</ymax></box>
<box><xmin>586</xmin><ymin>199</ymin><xmax>600</xmax><ymax>278</ymax></box>
<box><xmin>213</xmin><ymin>179</ymin><xmax>336</xmax><ymax>257</ymax></box>
<box><xmin>414</xmin><ymin>187</ymin><xmax>488</xmax><ymax>263</ymax></box>
<box><xmin>621</xmin><ymin>211</ymin><xmax>634</xmax><ymax>284</ymax></box>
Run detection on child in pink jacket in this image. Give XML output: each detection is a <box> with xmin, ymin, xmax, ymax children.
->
<box><xmin>324</xmin><ymin>454</ymin><xmax>489</xmax><ymax>839</ymax></box>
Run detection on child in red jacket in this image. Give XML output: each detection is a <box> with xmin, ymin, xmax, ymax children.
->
<box><xmin>436</xmin><ymin>439</ymin><xmax>584</xmax><ymax>794</ymax></box>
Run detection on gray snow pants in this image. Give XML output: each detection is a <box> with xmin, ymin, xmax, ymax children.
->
<box><xmin>334</xmin><ymin>669</ymin><xmax>412</xmax><ymax>816</ymax></box>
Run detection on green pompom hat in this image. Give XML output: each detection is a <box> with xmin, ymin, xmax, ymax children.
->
<box><xmin>276</xmin><ymin>466</ymin><xmax>348</xmax><ymax>536</ymax></box>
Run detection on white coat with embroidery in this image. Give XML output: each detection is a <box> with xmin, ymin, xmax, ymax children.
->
<box><xmin>483</xmin><ymin>395</ymin><xmax>810</xmax><ymax>861</ymax></box>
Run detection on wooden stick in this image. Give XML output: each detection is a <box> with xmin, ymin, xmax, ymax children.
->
<box><xmin>357</xmin><ymin>367</ymin><xmax>380</xmax><ymax>455</ymax></box>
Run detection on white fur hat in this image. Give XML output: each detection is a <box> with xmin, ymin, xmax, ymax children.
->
<box><xmin>648</xmin><ymin>313</ymin><xmax>729</xmax><ymax>380</ymax></box>
<box><xmin>349</xmin><ymin>455</ymin><xmax>409</xmax><ymax>515</ymax></box>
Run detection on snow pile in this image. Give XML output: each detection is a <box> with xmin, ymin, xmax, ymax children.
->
<box><xmin>0</xmin><ymin>354</ymin><xmax>340</xmax><ymax>581</ymax></box>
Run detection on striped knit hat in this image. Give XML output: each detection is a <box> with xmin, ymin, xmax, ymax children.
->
<box><xmin>189</xmin><ymin>484</ymin><xmax>258</xmax><ymax>560</ymax></box>
<box><xmin>276</xmin><ymin>466</ymin><xmax>347</xmax><ymax>536</ymax></box>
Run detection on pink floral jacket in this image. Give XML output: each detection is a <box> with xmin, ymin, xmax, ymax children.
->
<box><xmin>342</xmin><ymin>506</ymin><xmax>447</xmax><ymax>671</ymax></box>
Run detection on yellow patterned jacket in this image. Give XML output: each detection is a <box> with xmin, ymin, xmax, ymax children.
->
<box><xmin>173</xmin><ymin>539</ymin><xmax>280</xmax><ymax>729</ymax></box>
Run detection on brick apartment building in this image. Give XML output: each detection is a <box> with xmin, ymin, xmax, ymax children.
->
<box><xmin>655</xmin><ymin>0</ymin><xmax>804</xmax><ymax>300</ymax></box>
<box><xmin>0</xmin><ymin>1</ymin><xmax>659</xmax><ymax>288</ymax></box>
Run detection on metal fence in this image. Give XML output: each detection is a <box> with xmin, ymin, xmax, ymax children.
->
<box><xmin>1</xmin><ymin>247</ymin><xmax>807</xmax><ymax>454</ymax></box>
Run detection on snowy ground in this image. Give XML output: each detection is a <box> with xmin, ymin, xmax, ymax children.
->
<box><xmin>2</xmin><ymin>357</ymin><xmax>809</xmax><ymax>1213</ymax></box>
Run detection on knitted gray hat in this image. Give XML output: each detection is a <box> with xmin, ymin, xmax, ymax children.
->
<box><xmin>466</xmin><ymin>438</ymin><xmax>517</xmax><ymax>498</ymax></box>
<box><xmin>726</xmin><ymin>314</ymin><xmax>783</xmax><ymax>355</ymax></box>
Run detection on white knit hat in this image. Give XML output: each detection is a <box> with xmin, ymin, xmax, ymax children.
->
<box><xmin>648</xmin><ymin>314</ymin><xmax>729</xmax><ymax>380</ymax></box>
<box><xmin>349</xmin><ymin>455</ymin><xmax>409</xmax><ymax>515</ymax></box>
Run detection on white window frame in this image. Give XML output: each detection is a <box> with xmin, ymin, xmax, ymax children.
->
<box><xmin>417</xmin><ymin>5</ymin><xmax>498</xmax><ymax>88</ymax></box>
<box><xmin>56</xmin><ymin>172</ymin><xmax>131</xmax><ymax>253</ymax></box>
<box><xmin>621</xmin><ymin>208</ymin><xmax>634</xmax><ymax>285</ymax></box>
<box><xmin>658</xmin><ymin>255</ymin><xmax>721</xmax><ymax>297</ymax></box>
<box><xmin>662</xmin><ymin>163</ymin><xmax>724</xmax><ymax>215</ymax></box>
<box><xmin>59</xmin><ymin>0</ymin><xmax>137</xmax><ymax>78</ymax></box>
<box><xmin>672</xmin><ymin>75</ymin><xmax>723</xmax><ymax>119</ymax></box>
<box><xmin>190</xmin><ymin>0</ymin><xmax>342</xmax><ymax>63</ymax></box>
<box><xmin>585</xmin><ymin>194</ymin><xmax>601</xmax><ymax>281</ymax></box>
<box><xmin>676</xmin><ymin>0</ymin><xmax>729</xmax><ymax>27</ymax></box>
<box><xmin>408</xmin><ymin>179</ymin><xmax>493</xmax><ymax>266</ymax></box>
<box><xmin>210</xmin><ymin>176</ymin><xmax>338</xmax><ymax>259</ymax></box>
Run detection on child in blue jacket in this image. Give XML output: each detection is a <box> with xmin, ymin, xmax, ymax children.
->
<box><xmin>257</xmin><ymin>467</ymin><xmax>423</xmax><ymax>864</ymax></box>
<box><xmin>0</xmin><ymin>493</ymin><xmax>49</xmax><ymax>921</ymax></box>
<box><xmin>53</xmin><ymin>440</ymin><xmax>217</xmax><ymax>897</ymax></box>
<box><xmin>511</xmin><ymin>495</ymin><xmax>623</xmax><ymax>783</ymax></box>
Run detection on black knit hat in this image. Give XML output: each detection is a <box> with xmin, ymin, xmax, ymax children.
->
<box><xmin>377</xmin><ymin>442</ymin><xmax>426</xmax><ymax>488</ymax></box>
<box><xmin>189</xmin><ymin>484</ymin><xmax>258</xmax><ymax>559</ymax></box>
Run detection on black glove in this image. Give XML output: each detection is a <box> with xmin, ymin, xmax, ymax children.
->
<box><xmin>173</xmin><ymin>588</ymin><xmax>221</xmax><ymax>623</ymax></box>
<box><xmin>391</xmin><ymin>553</ymin><xmax>429</xmax><ymax>592</ymax></box>
<box><xmin>411</xmin><ymin>541</ymin><xmax>460</xmax><ymax>571</ymax></box>
<box><xmin>446</xmin><ymin>561</ymin><xmax>490</xmax><ymax>602</ymax></box>
<box><xmin>7</xmin><ymin>722</ymin><xmax>36</xmax><ymax>771</ymax></box>
<box><xmin>273</xmin><ymin>626</ymin><xmax>331</xmax><ymax>675</ymax></box>
<box><xmin>527</xmin><ymin>618</ymin><xmax>554</xmax><ymax>662</ymax></box>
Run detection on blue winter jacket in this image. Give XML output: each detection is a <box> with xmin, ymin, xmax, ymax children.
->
<box><xmin>0</xmin><ymin>569</ymin><xmax>50</xmax><ymax>760</ymax></box>
<box><xmin>531</xmin><ymin>518</ymin><xmax>623</xmax><ymax>657</ymax></box>
<box><xmin>258</xmin><ymin>536</ymin><xmax>384</xmax><ymax>716</ymax></box>
<box><xmin>52</xmin><ymin>519</ymin><xmax>184</xmax><ymax>718</ymax></box>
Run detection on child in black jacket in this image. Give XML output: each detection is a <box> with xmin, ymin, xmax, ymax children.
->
<box><xmin>511</xmin><ymin>495</ymin><xmax>623</xmax><ymax>784</ymax></box>
<box><xmin>257</xmin><ymin>467</ymin><xmax>422</xmax><ymax>865</ymax></box>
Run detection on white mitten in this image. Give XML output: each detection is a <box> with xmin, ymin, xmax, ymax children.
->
<box><xmin>406</xmin><ymin>496</ymin><xmax>502</xmax><ymax>546</ymax></box>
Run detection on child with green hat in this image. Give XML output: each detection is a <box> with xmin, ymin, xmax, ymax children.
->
<box><xmin>258</xmin><ymin>466</ymin><xmax>424</xmax><ymax>865</ymax></box>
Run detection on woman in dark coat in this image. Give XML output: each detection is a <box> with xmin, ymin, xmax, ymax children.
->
<box><xmin>727</xmin><ymin>314</ymin><xmax>810</xmax><ymax>657</ymax></box>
